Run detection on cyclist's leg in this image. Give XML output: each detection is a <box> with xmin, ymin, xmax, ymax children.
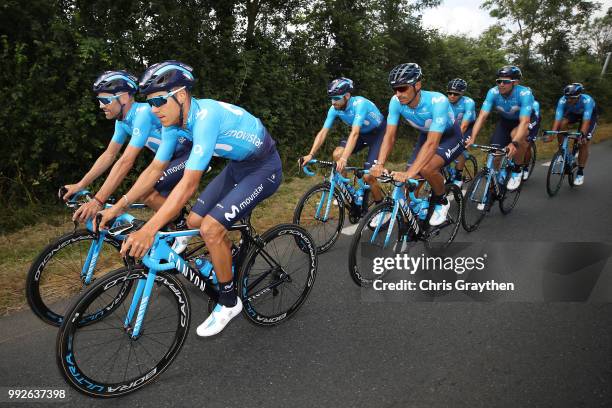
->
<box><xmin>576</xmin><ymin>112</ymin><xmax>597</xmax><ymax>183</ymax></box>
<box><xmin>195</xmin><ymin>151</ymin><xmax>282</xmax><ymax>336</ymax></box>
<box><xmin>362</xmin><ymin>125</ymin><xmax>385</xmax><ymax>201</ymax></box>
<box><xmin>524</xmin><ymin>115</ymin><xmax>540</xmax><ymax>166</ymax></box>
<box><xmin>490</xmin><ymin>118</ymin><xmax>515</xmax><ymax>169</ymax></box>
<box><xmin>453</xmin><ymin>123</ymin><xmax>473</xmax><ymax>177</ymax></box>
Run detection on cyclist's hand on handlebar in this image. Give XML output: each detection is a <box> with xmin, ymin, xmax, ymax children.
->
<box><xmin>299</xmin><ymin>154</ymin><xmax>313</xmax><ymax>168</ymax></box>
<box><xmin>121</xmin><ymin>227</ymin><xmax>155</xmax><ymax>258</ymax></box>
<box><xmin>73</xmin><ymin>199</ymin><xmax>103</xmax><ymax>223</ymax></box>
<box><xmin>464</xmin><ymin>137</ymin><xmax>474</xmax><ymax>148</ymax></box>
<box><xmin>335</xmin><ymin>157</ymin><xmax>347</xmax><ymax>173</ymax></box>
<box><xmin>62</xmin><ymin>183</ymin><xmax>82</xmax><ymax>201</ymax></box>
<box><xmin>96</xmin><ymin>207</ymin><xmax>118</xmax><ymax>231</ymax></box>
<box><xmin>369</xmin><ymin>163</ymin><xmax>385</xmax><ymax>178</ymax></box>
<box><xmin>505</xmin><ymin>142</ymin><xmax>517</xmax><ymax>159</ymax></box>
<box><xmin>390</xmin><ymin>170</ymin><xmax>410</xmax><ymax>183</ymax></box>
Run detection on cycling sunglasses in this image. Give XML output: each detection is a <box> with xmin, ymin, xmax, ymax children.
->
<box><xmin>146</xmin><ymin>86</ymin><xmax>186</xmax><ymax>108</ymax></box>
<box><xmin>447</xmin><ymin>92</ymin><xmax>462</xmax><ymax>97</ymax></box>
<box><xmin>330</xmin><ymin>93</ymin><xmax>347</xmax><ymax>102</ymax></box>
<box><xmin>495</xmin><ymin>79</ymin><xmax>515</xmax><ymax>85</ymax></box>
<box><xmin>97</xmin><ymin>92</ymin><xmax>126</xmax><ymax>105</ymax></box>
<box><xmin>393</xmin><ymin>85</ymin><xmax>410</xmax><ymax>93</ymax></box>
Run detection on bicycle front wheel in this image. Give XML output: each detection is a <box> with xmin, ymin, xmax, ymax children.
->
<box><xmin>293</xmin><ymin>182</ymin><xmax>344</xmax><ymax>253</ymax></box>
<box><xmin>239</xmin><ymin>224</ymin><xmax>317</xmax><ymax>326</ymax></box>
<box><xmin>462</xmin><ymin>154</ymin><xmax>478</xmax><ymax>184</ymax></box>
<box><xmin>56</xmin><ymin>267</ymin><xmax>190</xmax><ymax>398</ymax></box>
<box><xmin>546</xmin><ymin>151</ymin><xmax>565</xmax><ymax>197</ymax></box>
<box><xmin>499</xmin><ymin>167</ymin><xmax>523</xmax><ymax>214</ymax></box>
<box><xmin>462</xmin><ymin>171</ymin><xmax>491</xmax><ymax>232</ymax></box>
<box><xmin>26</xmin><ymin>229</ymin><xmax>124</xmax><ymax>326</ymax></box>
<box><xmin>348</xmin><ymin>201</ymin><xmax>404</xmax><ymax>287</ymax></box>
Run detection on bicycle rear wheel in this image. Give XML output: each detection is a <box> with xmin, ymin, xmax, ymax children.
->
<box><xmin>348</xmin><ymin>202</ymin><xmax>404</xmax><ymax>287</ymax></box>
<box><xmin>293</xmin><ymin>182</ymin><xmax>344</xmax><ymax>253</ymax></box>
<box><xmin>26</xmin><ymin>229</ymin><xmax>124</xmax><ymax>326</ymax></box>
<box><xmin>425</xmin><ymin>183</ymin><xmax>463</xmax><ymax>250</ymax></box>
<box><xmin>462</xmin><ymin>171</ymin><xmax>491</xmax><ymax>232</ymax></box>
<box><xmin>239</xmin><ymin>224</ymin><xmax>317</xmax><ymax>326</ymax></box>
<box><xmin>524</xmin><ymin>141</ymin><xmax>537</xmax><ymax>182</ymax></box>
<box><xmin>462</xmin><ymin>154</ymin><xmax>478</xmax><ymax>184</ymax></box>
<box><xmin>546</xmin><ymin>151</ymin><xmax>565</xmax><ymax>197</ymax></box>
<box><xmin>56</xmin><ymin>267</ymin><xmax>190</xmax><ymax>398</ymax></box>
<box><xmin>499</xmin><ymin>166</ymin><xmax>523</xmax><ymax>214</ymax></box>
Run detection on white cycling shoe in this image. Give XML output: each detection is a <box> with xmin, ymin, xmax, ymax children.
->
<box><xmin>506</xmin><ymin>172</ymin><xmax>522</xmax><ymax>191</ymax></box>
<box><xmin>196</xmin><ymin>298</ymin><xmax>243</xmax><ymax>337</ymax></box>
<box><xmin>522</xmin><ymin>169</ymin><xmax>529</xmax><ymax>181</ymax></box>
<box><xmin>429</xmin><ymin>200</ymin><xmax>450</xmax><ymax>226</ymax></box>
<box><xmin>171</xmin><ymin>236</ymin><xmax>192</xmax><ymax>254</ymax></box>
<box><xmin>574</xmin><ymin>174</ymin><xmax>584</xmax><ymax>186</ymax></box>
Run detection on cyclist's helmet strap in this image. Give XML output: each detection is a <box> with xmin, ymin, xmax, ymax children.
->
<box><xmin>563</xmin><ymin>83</ymin><xmax>584</xmax><ymax>97</ymax></box>
<box><xmin>496</xmin><ymin>65</ymin><xmax>522</xmax><ymax>80</ymax></box>
<box><xmin>327</xmin><ymin>77</ymin><xmax>354</xmax><ymax>97</ymax></box>
<box><xmin>388</xmin><ymin>63</ymin><xmax>422</xmax><ymax>88</ymax></box>
<box><xmin>447</xmin><ymin>78</ymin><xmax>467</xmax><ymax>93</ymax></box>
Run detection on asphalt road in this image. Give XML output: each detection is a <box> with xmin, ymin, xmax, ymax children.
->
<box><xmin>1</xmin><ymin>140</ymin><xmax>611</xmax><ymax>408</ymax></box>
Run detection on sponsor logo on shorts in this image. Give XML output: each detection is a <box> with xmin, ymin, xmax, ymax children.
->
<box><xmin>224</xmin><ymin>205</ymin><xmax>240</xmax><ymax>222</ymax></box>
<box><xmin>444</xmin><ymin>142</ymin><xmax>462</xmax><ymax>159</ymax></box>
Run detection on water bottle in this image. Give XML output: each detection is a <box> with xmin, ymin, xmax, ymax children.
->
<box><xmin>194</xmin><ymin>257</ymin><xmax>217</xmax><ymax>285</ymax></box>
<box><xmin>355</xmin><ymin>189</ymin><xmax>364</xmax><ymax>206</ymax></box>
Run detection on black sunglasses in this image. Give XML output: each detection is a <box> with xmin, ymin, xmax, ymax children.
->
<box><xmin>393</xmin><ymin>85</ymin><xmax>410</xmax><ymax>93</ymax></box>
<box><xmin>447</xmin><ymin>92</ymin><xmax>461</xmax><ymax>97</ymax></box>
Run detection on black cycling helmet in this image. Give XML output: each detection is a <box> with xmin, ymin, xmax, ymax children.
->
<box><xmin>327</xmin><ymin>77</ymin><xmax>354</xmax><ymax>97</ymax></box>
<box><xmin>447</xmin><ymin>78</ymin><xmax>467</xmax><ymax>93</ymax></box>
<box><xmin>93</xmin><ymin>70</ymin><xmax>138</xmax><ymax>94</ymax></box>
<box><xmin>388</xmin><ymin>63</ymin><xmax>423</xmax><ymax>88</ymax></box>
<box><xmin>139</xmin><ymin>60</ymin><xmax>195</xmax><ymax>95</ymax></box>
<box><xmin>563</xmin><ymin>83</ymin><xmax>584</xmax><ymax>97</ymax></box>
<box><xmin>496</xmin><ymin>65</ymin><xmax>522</xmax><ymax>80</ymax></box>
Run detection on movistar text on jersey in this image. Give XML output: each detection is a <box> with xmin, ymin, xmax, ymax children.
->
<box><xmin>372</xmin><ymin>254</ymin><xmax>487</xmax><ymax>275</ymax></box>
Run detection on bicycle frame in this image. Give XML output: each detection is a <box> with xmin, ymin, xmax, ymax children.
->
<box><xmin>302</xmin><ymin>160</ymin><xmax>370</xmax><ymax>222</ymax></box>
<box><xmin>466</xmin><ymin>145</ymin><xmax>511</xmax><ymax>206</ymax></box>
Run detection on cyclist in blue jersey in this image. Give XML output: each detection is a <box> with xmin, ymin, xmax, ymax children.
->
<box><xmin>523</xmin><ymin>97</ymin><xmax>541</xmax><ymax>180</ymax></box>
<box><xmin>300</xmin><ymin>77</ymin><xmax>386</xmax><ymax>202</ymax></box>
<box><xmin>66</xmin><ymin>70</ymin><xmax>191</xmax><ymax>223</ymax></box>
<box><xmin>370</xmin><ymin>63</ymin><xmax>465</xmax><ymax>226</ymax></box>
<box><xmin>469</xmin><ymin>65</ymin><xmax>534</xmax><ymax>191</ymax></box>
<box><xmin>109</xmin><ymin>61</ymin><xmax>282</xmax><ymax>337</ymax></box>
<box><xmin>446</xmin><ymin>78</ymin><xmax>476</xmax><ymax>187</ymax></box>
<box><xmin>551</xmin><ymin>83</ymin><xmax>597</xmax><ymax>185</ymax></box>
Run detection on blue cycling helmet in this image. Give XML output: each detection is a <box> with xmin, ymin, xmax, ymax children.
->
<box><xmin>327</xmin><ymin>77</ymin><xmax>354</xmax><ymax>97</ymax></box>
<box><xmin>139</xmin><ymin>60</ymin><xmax>195</xmax><ymax>95</ymax></box>
<box><xmin>497</xmin><ymin>65</ymin><xmax>522</xmax><ymax>80</ymax></box>
<box><xmin>563</xmin><ymin>83</ymin><xmax>584</xmax><ymax>97</ymax></box>
<box><xmin>388</xmin><ymin>63</ymin><xmax>422</xmax><ymax>88</ymax></box>
<box><xmin>447</xmin><ymin>78</ymin><xmax>467</xmax><ymax>93</ymax></box>
<box><xmin>93</xmin><ymin>70</ymin><xmax>138</xmax><ymax>94</ymax></box>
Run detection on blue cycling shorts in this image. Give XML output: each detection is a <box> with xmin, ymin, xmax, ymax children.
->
<box><xmin>565</xmin><ymin>109</ymin><xmax>598</xmax><ymax>140</ymax></box>
<box><xmin>407</xmin><ymin>121</ymin><xmax>465</xmax><ymax>167</ymax></box>
<box><xmin>339</xmin><ymin>121</ymin><xmax>386</xmax><ymax>169</ymax></box>
<box><xmin>191</xmin><ymin>147</ymin><xmax>282</xmax><ymax>229</ymax></box>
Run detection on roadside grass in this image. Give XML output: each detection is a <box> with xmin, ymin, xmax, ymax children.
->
<box><xmin>1</xmin><ymin>123</ymin><xmax>610</xmax><ymax>316</ymax></box>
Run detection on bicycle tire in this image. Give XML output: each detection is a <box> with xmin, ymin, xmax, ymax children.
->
<box><xmin>462</xmin><ymin>171</ymin><xmax>491</xmax><ymax>232</ymax></box>
<box><xmin>546</xmin><ymin>151</ymin><xmax>565</xmax><ymax>197</ymax></box>
<box><xmin>56</xmin><ymin>266</ymin><xmax>190</xmax><ymax>398</ymax></box>
<box><xmin>348</xmin><ymin>201</ymin><xmax>404</xmax><ymax>287</ymax></box>
<box><xmin>499</xmin><ymin>165</ymin><xmax>523</xmax><ymax>214</ymax></box>
<box><xmin>239</xmin><ymin>224</ymin><xmax>317</xmax><ymax>326</ymax></box>
<box><xmin>524</xmin><ymin>141</ymin><xmax>537</xmax><ymax>182</ymax></box>
<box><xmin>293</xmin><ymin>182</ymin><xmax>344</xmax><ymax>253</ymax></box>
<box><xmin>26</xmin><ymin>229</ymin><xmax>124</xmax><ymax>326</ymax></box>
<box><xmin>424</xmin><ymin>183</ymin><xmax>463</xmax><ymax>250</ymax></box>
<box><xmin>462</xmin><ymin>154</ymin><xmax>478</xmax><ymax>184</ymax></box>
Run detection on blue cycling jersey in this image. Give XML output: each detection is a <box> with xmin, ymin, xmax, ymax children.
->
<box><xmin>164</xmin><ymin>98</ymin><xmax>273</xmax><ymax>172</ymax></box>
<box><xmin>111</xmin><ymin>103</ymin><xmax>164</xmax><ymax>152</ymax></box>
<box><xmin>533</xmin><ymin>100</ymin><xmax>540</xmax><ymax>119</ymax></box>
<box><xmin>323</xmin><ymin>96</ymin><xmax>384</xmax><ymax>134</ymax></box>
<box><xmin>450</xmin><ymin>96</ymin><xmax>476</xmax><ymax>124</ymax></box>
<box><xmin>481</xmin><ymin>84</ymin><xmax>534</xmax><ymax>121</ymax></box>
<box><xmin>387</xmin><ymin>90</ymin><xmax>455</xmax><ymax>133</ymax></box>
<box><xmin>554</xmin><ymin>94</ymin><xmax>596</xmax><ymax>121</ymax></box>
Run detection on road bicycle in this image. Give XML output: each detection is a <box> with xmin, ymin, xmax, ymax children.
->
<box><xmin>542</xmin><ymin>130</ymin><xmax>583</xmax><ymax>197</ymax></box>
<box><xmin>294</xmin><ymin>159</ymin><xmax>385</xmax><ymax>253</ymax></box>
<box><xmin>56</xmin><ymin>215</ymin><xmax>317</xmax><ymax>398</ymax></box>
<box><xmin>462</xmin><ymin>144</ymin><xmax>523</xmax><ymax>232</ymax></box>
<box><xmin>348</xmin><ymin>173</ymin><xmax>463</xmax><ymax>286</ymax></box>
